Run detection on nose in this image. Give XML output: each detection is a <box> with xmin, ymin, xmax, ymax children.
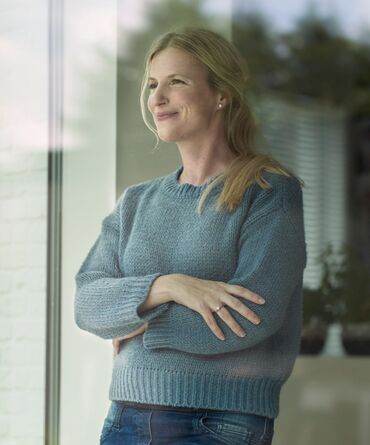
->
<box><xmin>150</xmin><ymin>84</ymin><xmax>169</xmax><ymax>108</ymax></box>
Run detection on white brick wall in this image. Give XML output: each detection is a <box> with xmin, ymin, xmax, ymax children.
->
<box><xmin>0</xmin><ymin>1</ymin><xmax>48</xmax><ymax>444</ymax></box>
<box><xmin>0</xmin><ymin>158</ymin><xmax>47</xmax><ymax>445</ymax></box>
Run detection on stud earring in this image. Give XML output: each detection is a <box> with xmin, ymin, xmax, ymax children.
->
<box><xmin>218</xmin><ymin>103</ymin><xmax>222</xmax><ymax>108</ymax></box>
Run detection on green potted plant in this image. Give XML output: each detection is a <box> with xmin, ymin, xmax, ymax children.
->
<box><xmin>300</xmin><ymin>287</ymin><xmax>328</xmax><ymax>354</ymax></box>
<box><xmin>338</xmin><ymin>244</ymin><xmax>370</xmax><ymax>355</ymax></box>
<box><xmin>320</xmin><ymin>243</ymin><xmax>350</xmax><ymax>356</ymax></box>
<box><xmin>317</xmin><ymin>243</ymin><xmax>347</xmax><ymax>324</ymax></box>
<box><xmin>301</xmin><ymin>243</ymin><xmax>346</xmax><ymax>356</ymax></box>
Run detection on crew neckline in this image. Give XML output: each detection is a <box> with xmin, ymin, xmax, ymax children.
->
<box><xmin>162</xmin><ymin>165</ymin><xmax>224</xmax><ymax>198</ymax></box>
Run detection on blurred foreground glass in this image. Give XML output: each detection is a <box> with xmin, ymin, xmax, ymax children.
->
<box><xmin>0</xmin><ymin>2</ymin><xmax>48</xmax><ymax>444</ymax></box>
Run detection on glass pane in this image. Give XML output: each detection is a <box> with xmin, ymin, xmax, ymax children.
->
<box><xmin>68</xmin><ymin>1</ymin><xmax>370</xmax><ymax>444</ymax></box>
<box><xmin>231</xmin><ymin>1</ymin><xmax>370</xmax><ymax>443</ymax></box>
<box><xmin>0</xmin><ymin>2</ymin><xmax>48</xmax><ymax>444</ymax></box>
<box><xmin>231</xmin><ymin>1</ymin><xmax>370</xmax><ymax>360</ymax></box>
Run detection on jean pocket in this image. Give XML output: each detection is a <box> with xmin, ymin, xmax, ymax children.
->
<box><xmin>260</xmin><ymin>424</ymin><xmax>274</xmax><ymax>445</ymax></box>
<box><xmin>199</xmin><ymin>411</ymin><xmax>254</xmax><ymax>445</ymax></box>
<box><xmin>99</xmin><ymin>421</ymin><xmax>113</xmax><ymax>444</ymax></box>
<box><xmin>99</xmin><ymin>402</ymin><xmax>124</xmax><ymax>444</ymax></box>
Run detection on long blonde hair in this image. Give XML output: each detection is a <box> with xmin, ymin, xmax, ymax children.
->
<box><xmin>139</xmin><ymin>26</ymin><xmax>304</xmax><ymax>214</ymax></box>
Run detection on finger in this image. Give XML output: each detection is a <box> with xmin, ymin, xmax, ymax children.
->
<box><xmin>112</xmin><ymin>339</ymin><xmax>121</xmax><ymax>355</ymax></box>
<box><xmin>200</xmin><ymin>310</ymin><xmax>225</xmax><ymax>341</ymax></box>
<box><xmin>226</xmin><ymin>284</ymin><xmax>265</xmax><ymax>304</ymax></box>
<box><xmin>120</xmin><ymin>325</ymin><xmax>146</xmax><ymax>340</ymax></box>
<box><xmin>215</xmin><ymin>306</ymin><xmax>247</xmax><ymax>337</ymax></box>
<box><xmin>226</xmin><ymin>297</ymin><xmax>261</xmax><ymax>325</ymax></box>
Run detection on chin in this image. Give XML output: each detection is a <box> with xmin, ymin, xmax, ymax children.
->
<box><xmin>157</xmin><ymin>132</ymin><xmax>181</xmax><ymax>143</ymax></box>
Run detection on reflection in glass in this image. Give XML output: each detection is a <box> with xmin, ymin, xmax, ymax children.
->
<box><xmin>112</xmin><ymin>1</ymin><xmax>370</xmax><ymax>444</ymax></box>
<box><xmin>232</xmin><ymin>0</ymin><xmax>370</xmax><ymax>357</ymax></box>
<box><xmin>230</xmin><ymin>2</ymin><xmax>370</xmax><ymax>444</ymax></box>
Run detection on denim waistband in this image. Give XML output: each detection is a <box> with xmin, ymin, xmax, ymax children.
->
<box><xmin>115</xmin><ymin>400</ymin><xmax>228</xmax><ymax>414</ymax></box>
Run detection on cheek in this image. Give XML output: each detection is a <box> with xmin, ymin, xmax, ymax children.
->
<box><xmin>182</xmin><ymin>105</ymin><xmax>190</xmax><ymax>118</ymax></box>
<box><xmin>147</xmin><ymin>95</ymin><xmax>154</xmax><ymax>113</ymax></box>
<box><xmin>182</xmin><ymin>97</ymin><xmax>200</xmax><ymax>117</ymax></box>
<box><xmin>187</xmin><ymin>94</ymin><xmax>211</xmax><ymax>116</ymax></box>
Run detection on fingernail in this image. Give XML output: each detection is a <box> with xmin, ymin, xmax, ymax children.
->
<box><xmin>258</xmin><ymin>297</ymin><xmax>265</xmax><ymax>304</ymax></box>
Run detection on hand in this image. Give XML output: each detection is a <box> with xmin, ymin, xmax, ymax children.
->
<box><xmin>167</xmin><ymin>274</ymin><xmax>265</xmax><ymax>341</ymax></box>
<box><xmin>112</xmin><ymin>322</ymin><xmax>148</xmax><ymax>356</ymax></box>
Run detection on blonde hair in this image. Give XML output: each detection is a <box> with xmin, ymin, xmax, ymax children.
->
<box><xmin>139</xmin><ymin>26</ymin><xmax>304</xmax><ymax>214</ymax></box>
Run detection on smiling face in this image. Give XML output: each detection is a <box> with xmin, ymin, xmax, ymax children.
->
<box><xmin>147</xmin><ymin>47</ymin><xmax>225</xmax><ymax>144</ymax></box>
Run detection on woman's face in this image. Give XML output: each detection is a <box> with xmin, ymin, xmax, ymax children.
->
<box><xmin>147</xmin><ymin>47</ymin><xmax>224</xmax><ymax>144</ymax></box>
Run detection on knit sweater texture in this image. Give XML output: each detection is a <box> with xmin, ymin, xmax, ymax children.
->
<box><xmin>74</xmin><ymin>164</ymin><xmax>307</xmax><ymax>419</ymax></box>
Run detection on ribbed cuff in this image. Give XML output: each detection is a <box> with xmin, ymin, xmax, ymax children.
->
<box><xmin>75</xmin><ymin>273</ymin><xmax>172</xmax><ymax>339</ymax></box>
<box><xmin>143</xmin><ymin>315</ymin><xmax>174</xmax><ymax>349</ymax></box>
<box><xmin>125</xmin><ymin>273</ymin><xmax>171</xmax><ymax>324</ymax></box>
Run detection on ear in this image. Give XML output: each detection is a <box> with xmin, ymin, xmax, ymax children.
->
<box><xmin>217</xmin><ymin>91</ymin><xmax>230</xmax><ymax>107</ymax></box>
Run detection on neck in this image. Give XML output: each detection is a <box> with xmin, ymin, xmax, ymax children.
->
<box><xmin>177</xmin><ymin>144</ymin><xmax>238</xmax><ymax>186</ymax></box>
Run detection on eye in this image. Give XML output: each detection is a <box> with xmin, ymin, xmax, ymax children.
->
<box><xmin>147</xmin><ymin>79</ymin><xmax>185</xmax><ymax>90</ymax></box>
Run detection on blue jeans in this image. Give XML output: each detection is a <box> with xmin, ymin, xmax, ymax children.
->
<box><xmin>100</xmin><ymin>401</ymin><xmax>274</xmax><ymax>445</ymax></box>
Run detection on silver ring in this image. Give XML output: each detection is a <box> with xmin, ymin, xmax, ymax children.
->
<box><xmin>215</xmin><ymin>305</ymin><xmax>224</xmax><ymax>312</ymax></box>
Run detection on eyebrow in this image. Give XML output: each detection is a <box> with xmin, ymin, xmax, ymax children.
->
<box><xmin>148</xmin><ymin>73</ymin><xmax>190</xmax><ymax>81</ymax></box>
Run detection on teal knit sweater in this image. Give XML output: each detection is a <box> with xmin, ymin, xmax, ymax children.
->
<box><xmin>74</xmin><ymin>165</ymin><xmax>307</xmax><ymax>418</ymax></box>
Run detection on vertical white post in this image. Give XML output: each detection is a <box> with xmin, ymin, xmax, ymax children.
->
<box><xmin>61</xmin><ymin>1</ymin><xmax>117</xmax><ymax>443</ymax></box>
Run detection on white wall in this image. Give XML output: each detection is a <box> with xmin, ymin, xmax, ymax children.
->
<box><xmin>0</xmin><ymin>1</ymin><xmax>48</xmax><ymax>444</ymax></box>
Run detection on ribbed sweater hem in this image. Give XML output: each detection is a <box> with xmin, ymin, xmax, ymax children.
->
<box><xmin>109</xmin><ymin>366</ymin><xmax>284</xmax><ymax>418</ymax></box>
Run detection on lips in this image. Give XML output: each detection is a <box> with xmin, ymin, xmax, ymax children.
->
<box><xmin>155</xmin><ymin>112</ymin><xmax>178</xmax><ymax>121</ymax></box>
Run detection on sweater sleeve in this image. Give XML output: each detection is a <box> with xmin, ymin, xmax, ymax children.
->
<box><xmin>143</xmin><ymin>177</ymin><xmax>307</xmax><ymax>355</ymax></box>
<box><xmin>74</xmin><ymin>191</ymin><xmax>171</xmax><ymax>340</ymax></box>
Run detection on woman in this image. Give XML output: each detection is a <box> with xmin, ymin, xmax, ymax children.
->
<box><xmin>74</xmin><ymin>26</ymin><xmax>307</xmax><ymax>445</ymax></box>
